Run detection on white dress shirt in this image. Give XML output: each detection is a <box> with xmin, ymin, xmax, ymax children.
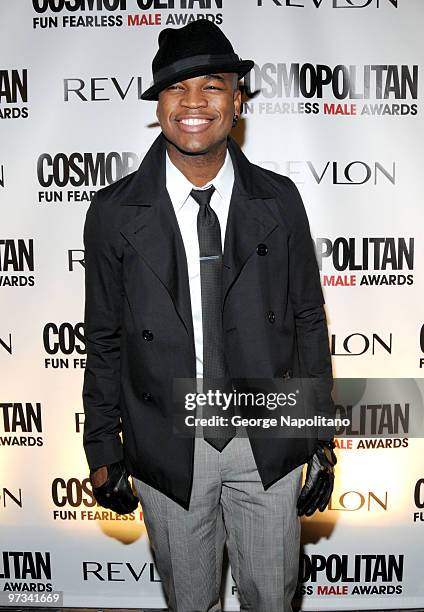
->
<box><xmin>165</xmin><ymin>149</ymin><xmax>235</xmax><ymax>378</ymax></box>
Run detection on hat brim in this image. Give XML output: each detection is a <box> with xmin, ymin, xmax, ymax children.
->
<box><xmin>140</xmin><ymin>59</ymin><xmax>254</xmax><ymax>101</ymax></box>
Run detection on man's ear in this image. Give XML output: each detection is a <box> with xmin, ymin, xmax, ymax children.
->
<box><xmin>233</xmin><ymin>87</ymin><xmax>242</xmax><ymax>116</ymax></box>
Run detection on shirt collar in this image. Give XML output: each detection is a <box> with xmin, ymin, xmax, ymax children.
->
<box><xmin>166</xmin><ymin>147</ymin><xmax>234</xmax><ymax>213</ymax></box>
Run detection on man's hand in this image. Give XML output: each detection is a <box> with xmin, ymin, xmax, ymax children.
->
<box><xmin>91</xmin><ymin>466</ymin><xmax>108</xmax><ymax>487</ymax></box>
<box><xmin>297</xmin><ymin>440</ymin><xmax>337</xmax><ymax>517</ymax></box>
<box><xmin>90</xmin><ymin>461</ymin><xmax>139</xmax><ymax>515</ymax></box>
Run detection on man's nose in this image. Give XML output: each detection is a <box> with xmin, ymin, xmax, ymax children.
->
<box><xmin>180</xmin><ymin>88</ymin><xmax>208</xmax><ymax>108</ymax></box>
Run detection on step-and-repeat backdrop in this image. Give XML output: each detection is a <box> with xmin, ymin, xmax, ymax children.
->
<box><xmin>1</xmin><ymin>0</ymin><xmax>423</xmax><ymax>609</ymax></box>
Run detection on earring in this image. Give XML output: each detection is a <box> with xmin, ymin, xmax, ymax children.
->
<box><xmin>232</xmin><ymin>114</ymin><xmax>239</xmax><ymax>127</ymax></box>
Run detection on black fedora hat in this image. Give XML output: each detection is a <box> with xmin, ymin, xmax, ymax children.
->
<box><xmin>140</xmin><ymin>20</ymin><xmax>254</xmax><ymax>101</ymax></box>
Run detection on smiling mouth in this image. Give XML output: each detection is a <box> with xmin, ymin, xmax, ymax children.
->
<box><xmin>175</xmin><ymin>116</ymin><xmax>214</xmax><ymax>133</ymax></box>
<box><xmin>179</xmin><ymin>118</ymin><xmax>211</xmax><ymax>126</ymax></box>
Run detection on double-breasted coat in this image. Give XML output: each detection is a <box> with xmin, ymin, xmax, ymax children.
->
<box><xmin>82</xmin><ymin>132</ymin><xmax>334</xmax><ymax>509</ymax></box>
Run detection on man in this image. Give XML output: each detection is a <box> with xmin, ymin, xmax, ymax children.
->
<box><xmin>83</xmin><ymin>20</ymin><xmax>337</xmax><ymax>612</ymax></box>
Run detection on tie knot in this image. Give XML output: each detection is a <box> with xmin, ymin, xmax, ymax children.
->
<box><xmin>190</xmin><ymin>185</ymin><xmax>215</xmax><ymax>208</ymax></box>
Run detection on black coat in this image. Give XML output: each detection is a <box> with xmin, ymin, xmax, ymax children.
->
<box><xmin>82</xmin><ymin>133</ymin><xmax>334</xmax><ymax>509</ymax></box>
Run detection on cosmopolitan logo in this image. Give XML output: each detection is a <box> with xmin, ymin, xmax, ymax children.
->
<box><xmin>334</xmin><ymin>402</ymin><xmax>409</xmax><ymax>444</ymax></box>
<box><xmin>33</xmin><ymin>0</ymin><xmax>222</xmax><ymax>10</ymax></box>
<box><xmin>83</xmin><ymin>561</ymin><xmax>161</xmax><ymax>582</ymax></box>
<box><xmin>43</xmin><ymin>322</ymin><xmax>86</xmax><ymax>369</ymax></box>
<box><xmin>246</xmin><ymin>63</ymin><xmax>416</xmax><ymax>99</ymax></box>
<box><xmin>258</xmin><ymin>0</ymin><xmax>397</xmax><ymax>7</ymax></box>
<box><xmin>243</xmin><ymin>63</ymin><xmax>417</xmax><ymax>116</ymax></box>
<box><xmin>52</xmin><ymin>477</ymin><xmax>95</xmax><ymax>508</ymax></box>
<box><xmin>317</xmin><ymin>238</ymin><xmax>413</xmax><ymax>270</ymax></box>
<box><xmin>0</xmin><ymin>240</ymin><xmax>34</xmax><ymax>271</ymax></box>
<box><xmin>32</xmin><ymin>0</ymin><xmax>129</xmax><ymax>9</ymax></box>
<box><xmin>1</xmin><ymin>403</ymin><xmax>42</xmax><ymax>432</ymax></box>
<box><xmin>331</xmin><ymin>332</ymin><xmax>392</xmax><ymax>356</ymax></box>
<box><xmin>0</xmin><ymin>552</ymin><xmax>51</xmax><ymax>580</ymax></box>
<box><xmin>51</xmin><ymin>477</ymin><xmax>138</xmax><ymax>521</ymax></box>
<box><xmin>298</xmin><ymin>554</ymin><xmax>403</xmax><ymax>596</ymax></box>
<box><xmin>300</xmin><ymin>553</ymin><xmax>403</xmax><ymax>581</ymax></box>
<box><xmin>259</xmin><ymin>160</ymin><xmax>395</xmax><ymax>185</ymax></box>
<box><xmin>32</xmin><ymin>0</ymin><xmax>223</xmax><ymax>29</ymax></box>
<box><xmin>0</xmin><ymin>487</ymin><xmax>23</xmax><ymax>509</ymax></box>
<box><xmin>316</xmin><ymin>237</ymin><xmax>414</xmax><ymax>287</ymax></box>
<box><xmin>38</xmin><ymin>152</ymin><xmax>140</xmax><ymax>186</ymax></box>
<box><xmin>0</xmin><ymin>239</ymin><xmax>35</xmax><ymax>287</ymax></box>
<box><xmin>0</xmin><ymin>70</ymin><xmax>28</xmax><ymax>120</ymax></box>
<box><xmin>37</xmin><ymin>152</ymin><xmax>140</xmax><ymax>204</ymax></box>
<box><xmin>0</xmin><ymin>402</ymin><xmax>44</xmax><ymax>447</ymax></box>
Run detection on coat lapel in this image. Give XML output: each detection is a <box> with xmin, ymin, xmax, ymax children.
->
<box><xmin>223</xmin><ymin>137</ymin><xmax>279</xmax><ymax>308</ymax></box>
<box><xmin>119</xmin><ymin>134</ymin><xmax>194</xmax><ymax>339</ymax></box>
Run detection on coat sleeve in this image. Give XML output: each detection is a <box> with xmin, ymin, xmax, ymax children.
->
<box><xmin>82</xmin><ymin>193</ymin><xmax>124</xmax><ymax>469</ymax></box>
<box><xmin>285</xmin><ymin>179</ymin><xmax>336</xmax><ymax>440</ymax></box>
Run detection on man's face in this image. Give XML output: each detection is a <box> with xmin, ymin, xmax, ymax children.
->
<box><xmin>156</xmin><ymin>72</ymin><xmax>241</xmax><ymax>156</ymax></box>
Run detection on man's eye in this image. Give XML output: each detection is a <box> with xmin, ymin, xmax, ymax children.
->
<box><xmin>205</xmin><ymin>85</ymin><xmax>222</xmax><ymax>90</ymax></box>
<box><xmin>167</xmin><ymin>85</ymin><xmax>182</xmax><ymax>90</ymax></box>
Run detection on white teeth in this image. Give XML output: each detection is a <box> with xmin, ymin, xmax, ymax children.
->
<box><xmin>180</xmin><ymin>118</ymin><xmax>210</xmax><ymax>125</ymax></box>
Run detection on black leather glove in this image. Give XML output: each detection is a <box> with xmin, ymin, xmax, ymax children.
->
<box><xmin>90</xmin><ymin>460</ymin><xmax>139</xmax><ymax>515</ymax></box>
<box><xmin>297</xmin><ymin>440</ymin><xmax>337</xmax><ymax>517</ymax></box>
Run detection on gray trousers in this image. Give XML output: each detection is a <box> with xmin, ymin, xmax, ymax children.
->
<box><xmin>133</xmin><ymin>428</ymin><xmax>303</xmax><ymax>612</ymax></box>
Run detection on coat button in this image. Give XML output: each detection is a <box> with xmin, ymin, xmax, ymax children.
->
<box><xmin>142</xmin><ymin>392</ymin><xmax>152</xmax><ymax>402</ymax></box>
<box><xmin>256</xmin><ymin>243</ymin><xmax>268</xmax><ymax>256</ymax></box>
<box><xmin>282</xmin><ymin>369</ymin><xmax>292</xmax><ymax>379</ymax></box>
<box><xmin>268</xmin><ymin>310</ymin><xmax>276</xmax><ymax>323</ymax></box>
<box><xmin>142</xmin><ymin>329</ymin><xmax>154</xmax><ymax>341</ymax></box>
